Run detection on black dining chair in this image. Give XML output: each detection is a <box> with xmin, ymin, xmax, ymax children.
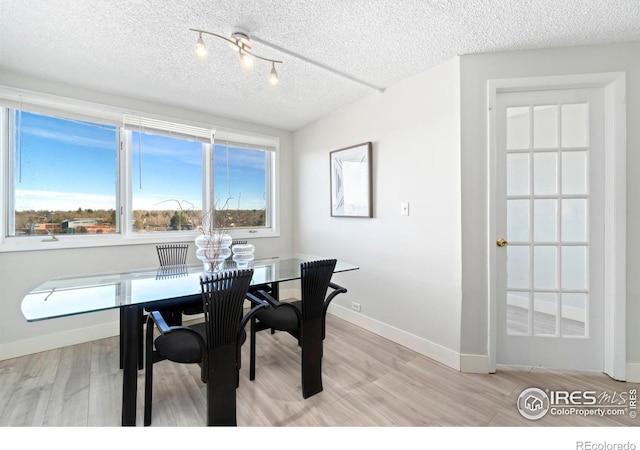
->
<box><xmin>144</xmin><ymin>268</ymin><xmax>268</xmax><ymax>426</ymax></box>
<box><xmin>119</xmin><ymin>243</ymin><xmax>202</xmax><ymax>370</ymax></box>
<box><xmin>152</xmin><ymin>243</ymin><xmax>203</xmax><ymax>321</ymax></box>
<box><xmin>249</xmin><ymin>259</ymin><xmax>347</xmax><ymax>398</ymax></box>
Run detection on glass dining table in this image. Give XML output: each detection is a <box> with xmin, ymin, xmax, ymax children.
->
<box><xmin>21</xmin><ymin>255</ymin><xmax>359</xmax><ymax>426</ymax></box>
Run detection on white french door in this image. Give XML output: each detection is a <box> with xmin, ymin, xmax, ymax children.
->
<box><xmin>495</xmin><ymin>87</ymin><xmax>605</xmax><ymax>370</ymax></box>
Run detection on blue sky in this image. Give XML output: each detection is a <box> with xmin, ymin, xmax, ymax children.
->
<box><xmin>15</xmin><ymin>111</ymin><xmax>267</xmax><ymax>212</ymax></box>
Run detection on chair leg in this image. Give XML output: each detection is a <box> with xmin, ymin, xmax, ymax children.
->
<box><xmin>119</xmin><ymin>309</ymin><xmax>124</xmax><ymax>369</ymax></box>
<box><xmin>236</xmin><ymin>343</ymin><xmax>241</xmax><ymax>388</ymax></box>
<box><xmin>249</xmin><ymin>316</ymin><xmax>257</xmax><ymax>381</ymax></box>
<box><xmin>144</xmin><ymin>319</ymin><xmax>154</xmax><ymax>426</ymax></box>
<box><xmin>207</xmin><ymin>345</ymin><xmax>238</xmax><ymax>426</ymax></box>
<box><xmin>139</xmin><ymin>314</ymin><xmax>145</xmax><ymax>369</ymax></box>
<box><xmin>301</xmin><ymin>318</ymin><xmax>324</xmax><ymax>399</ymax></box>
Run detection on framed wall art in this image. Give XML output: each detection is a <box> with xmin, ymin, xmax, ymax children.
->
<box><xmin>330</xmin><ymin>142</ymin><xmax>372</xmax><ymax>218</ymax></box>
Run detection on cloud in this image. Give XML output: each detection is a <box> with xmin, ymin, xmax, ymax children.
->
<box><xmin>21</xmin><ymin>125</ymin><xmax>115</xmax><ymax>150</ymax></box>
<box><xmin>15</xmin><ymin>190</ymin><xmax>116</xmax><ymax>211</ymax></box>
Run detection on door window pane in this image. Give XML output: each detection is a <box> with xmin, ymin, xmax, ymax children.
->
<box><xmin>562</xmin><ymin>246</ymin><xmax>588</xmax><ymax>290</ymax></box>
<box><xmin>533</xmin><ymin>152</ymin><xmax>557</xmax><ymax>195</ymax></box>
<box><xmin>534</xmin><ymin>246</ymin><xmax>557</xmax><ymax>289</ymax></box>
<box><xmin>561</xmin><ymin>293</ymin><xmax>587</xmax><ymax>337</ymax></box>
<box><xmin>533</xmin><ymin>105</ymin><xmax>558</xmax><ymax>149</ymax></box>
<box><xmin>506</xmin><ymin>107</ymin><xmax>530</xmax><ymax>150</ymax></box>
<box><xmin>506</xmin><ymin>153</ymin><xmax>530</xmax><ymax>195</ymax></box>
<box><xmin>507</xmin><ymin>291</ymin><xmax>530</xmax><ymax>335</ymax></box>
<box><xmin>507</xmin><ymin>246</ymin><xmax>530</xmax><ymax>289</ymax></box>
<box><xmin>562</xmin><ymin>199</ymin><xmax>588</xmax><ymax>242</ymax></box>
<box><xmin>534</xmin><ymin>292</ymin><xmax>557</xmax><ymax>336</ymax></box>
<box><xmin>533</xmin><ymin>199</ymin><xmax>557</xmax><ymax>242</ymax></box>
<box><xmin>11</xmin><ymin>111</ymin><xmax>118</xmax><ymax>237</ymax></box>
<box><xmin>507</xmin><ymin>199</ymin><xmax>530</xmax><ymax>242</ymax></box>
<box><xmin>561</xmin><ymin>104</ymin><xmax>588</xmax><ymax>148</ymax></box>
<box><xmin>562</xmin><ymin>151</ymin><xmax>588</xmax><ymax>195</ymax></box>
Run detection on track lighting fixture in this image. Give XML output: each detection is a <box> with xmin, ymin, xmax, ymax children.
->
<box><xmin>195</xmin><ymin>32</ymin><xmax>207</xmax><ymax>59</ymax></box>
<box><xmin>269</xmin><ymin>62</ymin><xmax>279</xmax><ymax>86</ymax></box>
<box><xmin>190</xmin><ymin>28</ymin><xmax>282</xmax><ymax>86</ymax></box>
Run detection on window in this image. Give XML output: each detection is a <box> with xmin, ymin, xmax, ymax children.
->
<box><xmin>213</xmin><ymin>141</ymin><xmax>271</xmax><ymax>229</ymax></box>
<box><xmin>130</xmin><ymin>130</ymin><xmax>204</xmax><ymax>233</ymax></box>
<box><xmin>123</xmin><ymin>117</ymin><xmax>275</xmax><ymax>236</ymax></box>
<box><xmin>1</xmin><ymin>92</ymin><xmax>278</xmax><ymax>250</ymax></box>
<box><xmin>8</xmin><ymin>110</ymin><xmax>119</xmax><ymax>237</ymax></box>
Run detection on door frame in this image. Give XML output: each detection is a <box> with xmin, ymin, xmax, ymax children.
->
<box><xmin>487</xmin><ymin>72</ymin><xmax>627</xmax><ymax>380</ymax></box>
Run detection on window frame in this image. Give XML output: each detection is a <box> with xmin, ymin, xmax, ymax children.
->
<box><xmin>0</xmin><ymin>88</ymin><xmax>280</xmax><ymax>252</ymax></box>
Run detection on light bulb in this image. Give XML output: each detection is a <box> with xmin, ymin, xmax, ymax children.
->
<box><xmin>239</xmin><ymin>51</ymin><xmax>253</xmax><ymax>70</ymax></box>
<box><xmin>195</xmin><ymin>33</ymin><xmax>207</xmax><ymax>59</ymax></box>
<box><xmin>269</xmin><ymin>63</ymin><xmax>279</xmax><ymax>86</ymax></box>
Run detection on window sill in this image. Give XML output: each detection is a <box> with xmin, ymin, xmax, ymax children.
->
<box><xmin>0</xmin><ymin>228</ymin><xmax>279</xmax><ymax>253</ymax></box>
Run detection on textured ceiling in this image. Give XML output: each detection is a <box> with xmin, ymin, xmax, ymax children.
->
<box><xmin>1</xmin><ymin>0</ymin><xmax>639</xmax><ymax>131</ymax></box>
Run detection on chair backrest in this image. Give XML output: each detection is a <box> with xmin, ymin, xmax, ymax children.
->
<box><xmin>200</xmin><ymin>269</ymin><xmax>254</xmax><ymax>350</ymax></box>
<box><xmin>156</xmin><ymin>243</ymin><xmax>189</xmax><ymax>266</ymax></box>
<box><xmin>155</xmin><ymin>264</ymin><xmax>189</xmax><ymax>279</ymax></box>
<box><xmin>300</xmin><ymin>259</ymin><xmax>337</xmax><ymax>321</ymax></box>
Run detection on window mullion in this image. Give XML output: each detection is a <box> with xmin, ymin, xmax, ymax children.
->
<box><xmin>2</xmin><ymin>109</ymin><xmax>13</xmax><ymax>240</ymax></box>
<box><xmin>120</xmin><ymin>130</ymin><xmax>133</xmax><ymax>236</ymax></box>
<box><xmin>203</xmin><ymin>141</ymin><xmax>213</xmax><ymax>227</ymax></box>
<box><xmin>266</xmin><ymin>149</ymin><xmax>274</xmax><ymax>229</ymax></box>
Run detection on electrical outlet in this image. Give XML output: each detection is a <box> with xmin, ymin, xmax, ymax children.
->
<box><xmin>351</xmin><ymin>302</ymin><xmax>361</xmax><ymax>312</ymax></box>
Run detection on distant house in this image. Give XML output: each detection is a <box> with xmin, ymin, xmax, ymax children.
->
<box><xmin>28</xmin><ymin>222</ymin><xmax>59</xmax><ymax>235</ymax></box>
<box><xmin>61</xmin><ymin>218</ymin><xmax>115</xmax><ymax>234</ymax></box>
<box><xmin>61</xmin><ymin>218</ymin><xmax>101</xmax><ymax>230</ymax></box>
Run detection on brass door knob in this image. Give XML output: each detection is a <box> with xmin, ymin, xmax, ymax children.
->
<box><xmin>496</xmin><ymin>238</ymin><xmax>508</xmax><ymax>247</ymax></box>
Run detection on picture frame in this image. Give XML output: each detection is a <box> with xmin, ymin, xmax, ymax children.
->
<box><xmin>330</xmin><ymin>142</ymin><xmax>372</xmax><ymax>218</ymax></box>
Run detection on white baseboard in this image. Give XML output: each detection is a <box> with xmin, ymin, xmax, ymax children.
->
<box><xmin>460</xmin><ymin>353</ymin><xmax>490</xmax><ymax>373</ymax></box>
<box><xmin>626</xmin><ymin>363</ymin><xmax>640</xmax><ymax>383</ymax></box>
<box><xmin>0</xmin><ymin>321</ymin><xmax>120</xmax><ymax>360</ymax></box>
<box><xmin>328</xmin><ymin>303</ymin><xmax>482</xmax><ymax>373</ymax></box>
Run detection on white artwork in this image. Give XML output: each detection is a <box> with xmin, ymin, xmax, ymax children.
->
<box><xmin>330</xmin><ymin>142</ymin><xmax>372</xmax><ymax>217</ymax></box>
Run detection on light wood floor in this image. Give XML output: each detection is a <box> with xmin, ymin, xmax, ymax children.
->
<box><xmin>0</xmin><ymin>314</ymin><xmax>638</xmax><ymax>428</ymax></box>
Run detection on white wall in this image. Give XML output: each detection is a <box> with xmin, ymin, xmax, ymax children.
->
<box><xmin>458</xmin><ymin>42</ymin><xmax>640</xmax><ymax>372</ymax></box>
<box><xmin>0</xmin><ymin>72</ymin><xmax>294</xmax><ymax>360</ymax></box>
<box><xmin>293</xmin><ymin>58</ymin><xmax>464</xmax><ymax>369</ymax></box>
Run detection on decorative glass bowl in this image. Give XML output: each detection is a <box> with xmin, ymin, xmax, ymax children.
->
<box><xmin>195</xmin><ymin>233</ymin><xmax>232</xmax><ymax>272</ymax></box>
<box><xmin>232</xmin><ymin>243</ymin><xmax>255</xmax><ymax>267</ymax></box>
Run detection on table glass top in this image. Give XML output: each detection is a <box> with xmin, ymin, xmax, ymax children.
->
<box><xmin>21</xmin><ymin>255</ymin><xmax>358</xmax><ymax>322</ymax></box>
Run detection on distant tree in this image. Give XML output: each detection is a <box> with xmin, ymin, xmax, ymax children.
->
<box><xmin>170</xmin><ymin>212</ymin><xmax>188</xmax><ymax>230</ymax></box>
